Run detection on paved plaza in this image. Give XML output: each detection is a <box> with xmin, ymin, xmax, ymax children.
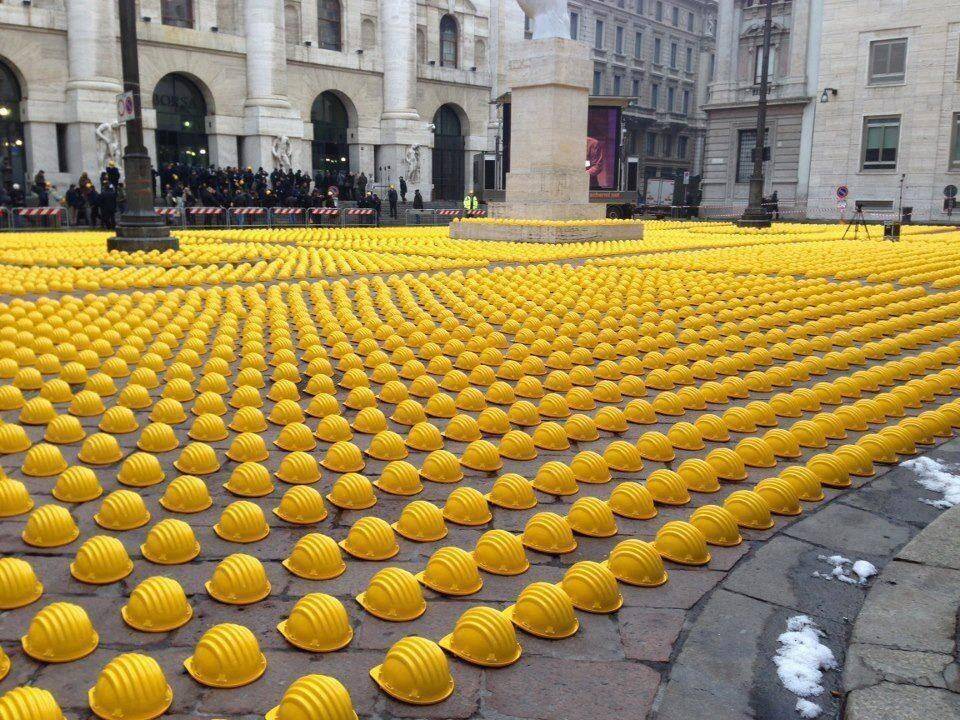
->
<box><xmin>0</xmin><ymin>223</ymin><xmax>959</xmax><ymax>720</ymax></box>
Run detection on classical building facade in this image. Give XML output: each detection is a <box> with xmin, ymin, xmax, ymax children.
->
<box><xmin>0</xmin><ymin>0</ymin><xmax>524</xmax><ymax>201</ymax></box>
<box><xmin>569</xmin><ymin>0</ymin><xmax>717</xmax><ymax>195</ymax></box>
<box><xmin>701</xmin><ymin>0</ymin><xmax>821</xmax><ymax>213</ymax></box>
<box><xmin>807</xmin><ymin>0</ymin><xmax>960</xmax><ymax>222</ymax></box>
<box><xmin>703</xmin><ymin>0</ymin><xmax>960</xmax><ymax>222</ymax></box>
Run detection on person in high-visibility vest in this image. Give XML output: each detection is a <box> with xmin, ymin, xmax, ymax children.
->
<box><xmin>463</xmin><ymin>191</ymin><xmax>479</xmax><ymax>212</ymax></box>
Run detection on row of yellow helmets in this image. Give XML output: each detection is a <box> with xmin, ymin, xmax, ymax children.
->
<box><xmin>0</xmin><ymin>521</ymin><xmax>689</xmax><ymax>718</ymax></box>
<box><xmin>0</xmin><ymin>261</ymin><xmax>941</xmax><ymax>363</ymax></box>
<box><xmin>5</xmin><ymin>384</ymin><xmax>959</xmax><ymax>566</ymax></box>
<box><xmin>0</xmin><ymin>285</ymin><xmax>953</xmax><ymax>425</ymax></box>
<box><xmin>597</xmin><ymin>236</ymin><xmax>960</xmax><ymax>288</ymax></box>
<box><xmin>0</xmin><ymin>239</ymin><xmax>504</xmax><ymax>294</ymax></box>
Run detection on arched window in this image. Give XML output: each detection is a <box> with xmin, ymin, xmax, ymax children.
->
<box><xmin>417</xmin><ymin>28</ymin><xmax>427</xmax><ymax>64</ymax></box>
<box><xmin>318</xmin><ymin>0</ymin><xmax>342</xmax><ymax>51</ymax></box>
<box><xmin>216</xmin><ymin>0</ymin><xmax>239</xmax><ymax>34</ymax></box>
<box><xmin>440</xmin><ymin>14</ymin><xmax>458</xmax><ymax>68</ymax></box>
<box><xmin>161</xmin><ymin>0</ymin><xmax>193</xmax><ymax>28</ymax></box>
<box><xmin>284</xmin><ymin>2</ymin><xmax>301</xmax><ymax>45</ymax></box>
<box><xmin>475</xmin><ymin>38</ymin><xmax>487</xmax><ymax>68</ymax></box>
<box><xmin>361</xmin><ymin>18</ymin><xmax>376</xmax><ymax>50</ymax></box>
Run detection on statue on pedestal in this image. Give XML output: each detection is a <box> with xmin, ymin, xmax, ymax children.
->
<box><xmin>516</xmin><ymin>0</ymin><xmax>569</xmax><ymax>40</ymax></box>
<box><xmin>272</xmin><ymin>135</ymin><xmax>293</xmax><ymax>171</ymax></box>
<box><xmin>404</xmin><ymin>145</ymin><xmax>421</xmax><ymax>183</ymax></box>
<box><xmin>95</xmin><ymin>121</ymin><xmax>122</xmax><ymax>173</ymax></box>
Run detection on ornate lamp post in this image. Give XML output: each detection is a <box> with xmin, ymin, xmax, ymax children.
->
<box><xmin>107</xmin><ymin>0</ymin><xmax>179</xmax><ymax>251</ymax></box>
<box><xmin>738</xmin><ymin>0</ymin><xmax>773</xmax><ymax>228</ymax></box>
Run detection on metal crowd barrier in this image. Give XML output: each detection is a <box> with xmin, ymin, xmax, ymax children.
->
<box><xmin>9</xmin><ymin>207</ymin><xmax>66</xmax><ymax>229</ymax></box>
<box><xmin>0</xmin><ymin>205</ymin><xmax>491</xmax><ymax>231</ymax></box>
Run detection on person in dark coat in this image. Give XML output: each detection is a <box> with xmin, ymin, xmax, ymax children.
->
<box><xmin>99</xmin><ymin>185</ymin><xmax>117</xmax><ymax>229</ymax></box>
<box><xmin>387</xmin><ymin>184</ymin><xmax>399</xmax><ymax>219</ymax></box>
<box><xmin>399</xmin><ymin>177</ymin><xmax>407</xmax><ymax>203</ymax></box>
<box><xmin>357</xmin><ymin>172</ymin><xmax>367</xmax><ymax>198</ymax></box>
<box><xmin>412</xmin><ymin>189</ymin><xmax>424</xmax><ymax>209</ymax></box>
<box><xmin>105</xmin><ymin>162</ymin><xmax>120</xmax><ymax>188</ymax></box>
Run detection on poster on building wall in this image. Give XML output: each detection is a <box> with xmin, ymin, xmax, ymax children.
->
<box><xmin>587</xmin><ymin>107</ymin><xmax>619</xmax><ymax>191</ymax></box>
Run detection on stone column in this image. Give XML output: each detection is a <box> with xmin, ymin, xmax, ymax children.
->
<box><xmin>712</xmin><ymin>0</ymin><xmax>737</xmax><ymax>101</ymax></box>
<box><xmin>785</xmin><ymin>0</ymin><xmax>810</xmax><ymax>91</ymax></box>
<box><xmin>377</xmin><ymin>0</ymin><xmax>430</xmax><ymax>196</ymax></box>
<box><xmin>242</xmin><ymin>0</ymin><xmax>303</xmax><ymax>169</ymax></box>
<box><xmin>65</xmin><ymin>0</ymin><xmax>123</xmax><ymax>179</ymax></box>
<box><xmin>497</xmin><ymin>37</ymin><xmax>605</xmax><ymax>221</ymax></box>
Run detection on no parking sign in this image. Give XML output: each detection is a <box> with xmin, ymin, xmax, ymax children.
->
<box><xmin>116</xmin><ymin>92</ymin><xmax>136</xmax><ymax>123</ymax></box>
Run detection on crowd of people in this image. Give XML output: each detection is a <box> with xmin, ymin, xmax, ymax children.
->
<box><xmin>0</xmin><ymin>166</ymin><xmax>124</xmax><ymax>228</ymax></box>
<box><xmin>154</xmin><ymin>163</ymin><xmax>423</xmax><ymax>216</ymax></box>
<box><xmin>1</xmin><ymin>161</ymin><xmax>437</xmax><ymax>226</ymax></box>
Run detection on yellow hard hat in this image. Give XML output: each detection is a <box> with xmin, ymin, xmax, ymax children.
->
<box><xmin>121</xmin><ymin>576</ymin><xmax>193</xmax><ymax>632</ymax></box>
<box><xmin>0</xmin><ymin>557</ymin><xmax>43</xmax><ymax>610</ymax></box>
<box><xmin>21</xmin><ymin>601</ymin><xmax>99</xmax><ymax>662</ymax></box>
<box><xmin>356</xmin><ymin>567</ymin><xmax>426</xmax><ymax>622</ymax></box>
<box><xmin>70</xmin><ymin>535</ymin><xmax>133</xmax><ymax>585</ymax></box>
<box><xmin>88</xmin><ymin>653</ymin><xmax>173</xmax><ymax>720</ymax></box>
<box><xmin>439</xmin><ymin>606</ymin><xmax>522</xmax><ymax>667</ymax></box>
<box><xmin>266</xmin><ymin>674</ymin><xmax>359</xmax><ymax>720</ymax></box>
<box><xmin>416</xmin><ymin>546</ymin><xmax>483</xmax><ymax>596</ymax></box>
<box><xmin>504</xmin><ymin>581</ymin><xmax>578</xmax><ymax>639</ymax></box>
<box><xmin>607</xmin><ymin>539</ymin><xmax>667</xmax><ymax>587</ymax></box>
<box><xmin>206</xmin><ymin>553</ymin><xmax>271</xmax><ymax>605</ymax></box>
<box><xmin>184</xmin><ymin>623</ymin><xmax>267</xmax><ymax>688</ymax></box>
<box><xmin>283</xmin><ymin>533</ymin><xmax>346</xmax><ymax>580</ymax></box>
<box><xmin>560</xmin><ymin>560</ymin><xmax>622</xmax><ymax>613</ymax></box>
<box><xmin>278</xmin><ymin>593</ymin><xmax>353</xmax><ymax>652</ymax></box>
<box><xmin>370</xmin><ymin>636</ymin><xmax>454</xmax><ymax>705</ymax></box>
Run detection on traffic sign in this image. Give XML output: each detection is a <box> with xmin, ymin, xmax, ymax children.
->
<box><xmin>836</xmin><ymin>185</ymin><xmax>849</xmax><ymax>201</ymax></box>
<box><xmin>945</xmin><ymin>185</ymin><xmax>957</xmax><ymax>199</ymax></box>
<box><xmin>116</xmin><ymin>92</ymin><xmax>136</xmax><ymax>123</ymax></box>
<box><xmin>682</xmin><ymin>171</ymin><xmax>691</xmax><ymax>185</ymax></box>
<box><xmin>837</xmin><ymin>200</ymin><xmax>847</xmax><ymax>212</ymax></box>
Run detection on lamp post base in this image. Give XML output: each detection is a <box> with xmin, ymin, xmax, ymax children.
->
<box><xmin>736</xmin><ymin>207</ymin><xmax>772</xmax><ymax>228</ymax></box>
<box><xmin>107</xmin><ymin>218</ymin><xmax>179</xmax><ymax>252</ymax></box>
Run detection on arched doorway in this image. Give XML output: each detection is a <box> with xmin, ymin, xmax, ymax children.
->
<box><xmin>0</xmin><ymin>61</ymin><xmax>25</xmax><ymax>191</ymax></box>
<box><xmin>153</xmin><ymin>74</ymin><xmax>209</xmax><ymax>166</ymax></box>
<box><xmin>311</xmin><ymin>91</ymin><xmax>349</xmax><ymax>182</ymax></box>
<box><xmin>432</xmin><ymin>105</ymin><xmax>464</xmax><ymax>202</ymax></box>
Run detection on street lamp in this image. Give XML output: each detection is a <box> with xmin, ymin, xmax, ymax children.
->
<box><xmin>107</xmin><ymin>0</ymin><xmax>179</xmax><ymax>252</ymax></box>
<box><xmin>738</xmin><ymin>0</ymin><xmax>774</xmax><ymax>228</ymax></box>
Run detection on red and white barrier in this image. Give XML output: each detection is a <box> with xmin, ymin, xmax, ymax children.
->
<box><xmin>346</xmin><ymin>208</ymin><xmax>376</xmax><ymax>216</ymax></box>
<box><xmin>155</xmin><ymin>208</ymin><xmax>180</xmax><ymax>216</ymax></box>
<box><xmin>437</xmin><ymin>209</ymin><xmax>462</xmax><ymax>217</ymax></box>
<box><xmin>310</xmin><ymin>208</ymin><xmax>340</xmax><ymax>216</ymax></box>
<box><xmin>272</xmin><ymin>207</ymin><xmax>304</xmax><ymax>215</ymax></box>
<box><xmin>17</xmin><ymin>208</ymin><xmax>63</xmax><ymax>217</ymax></box>
<box><xmin>187</xmin><ymin>207</ymin><xmax>225</xmax><ymax>215</ymax></box>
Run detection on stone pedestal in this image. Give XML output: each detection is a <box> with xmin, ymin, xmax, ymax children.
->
<box><xmin>499</xmin><ymin>37</ymin><xmax>605</xmax><ymax>221</ymax></box>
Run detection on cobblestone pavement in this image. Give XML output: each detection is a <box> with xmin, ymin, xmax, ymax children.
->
<box><xmin>1</xmin><ymin>226</ymin><xmax>960</xmax><ymax>719</ymax></box>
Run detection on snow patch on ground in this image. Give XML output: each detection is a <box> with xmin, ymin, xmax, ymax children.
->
<box><xmin>773</xmin><ymin>615</ymin><xmax>838</xmax><ymax>718</ymax></box>
<box><xmin>902</xmin><ymin>456</ymin><xmax>960</xmax><ymax>508</ymax></box>
<box><xmin>812</xmin><ymin>554</ymin><xmax>877</xmax><ymax>585</ymax></box>
<box><xmin>795</xmin><ymin>699</ymin><xmax>823</xmax><ymax>719</ymax></box>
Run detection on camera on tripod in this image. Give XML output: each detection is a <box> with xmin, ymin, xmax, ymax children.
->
<box><xmin>854</xmin><ymin>201</ymin><xmax>864</xmax><ymax>213</ymax></box>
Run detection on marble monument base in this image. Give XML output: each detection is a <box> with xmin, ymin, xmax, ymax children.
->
<box><xmin>449</xmin><ymin>218</ymin><xmax>644</xmax><ymax>244</ymax></box>
<box><xmin>498</xmin><ymin>37</ymin><xmax>606</xmax><ymax>223</ymax></box>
